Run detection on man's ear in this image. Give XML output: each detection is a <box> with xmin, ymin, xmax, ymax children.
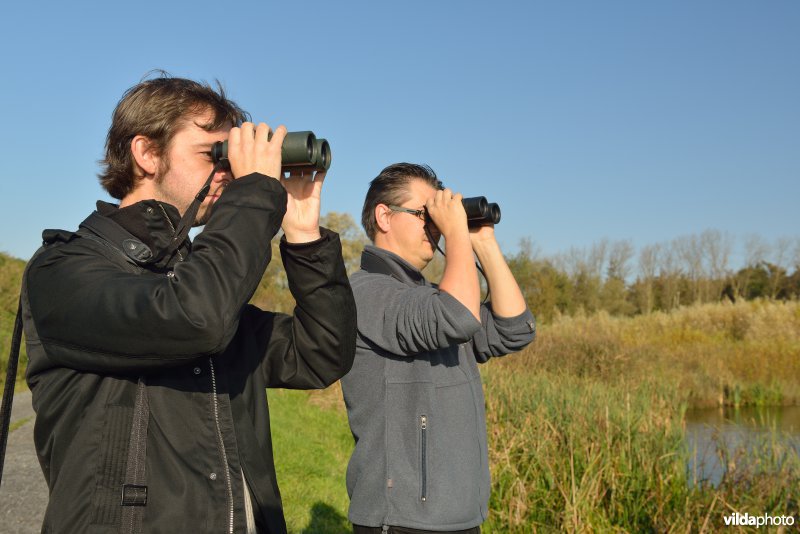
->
<box><xmin>130</xmin><ymin>135</ymin><xmax>160</xmax><ymax>177</ymax></box>
<box><xmin>375</xmin><ymin>204</ymin><xmax>393</xmax><ymax>234</ymax></box>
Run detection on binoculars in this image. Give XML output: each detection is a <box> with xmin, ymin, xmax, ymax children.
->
<box><xmin>462</xmin><ymin>197</ymin><xmax>501</xmax><ymax>227</ymax></box>
<box><xmin>211</xmin><ymin>131</ymin><xmax>331</xmax><ymax>173</ymax></box>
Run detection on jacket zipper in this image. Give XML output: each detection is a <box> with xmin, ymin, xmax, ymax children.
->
<box><xmin>420</xmin><ymin>414</ymin><xmax>428</xmax><ymax>502</ymax></box>
<box><xmin>209</xmin><ymin>358</ymin><xmax>234</xmax><ymax>534</ymax></box>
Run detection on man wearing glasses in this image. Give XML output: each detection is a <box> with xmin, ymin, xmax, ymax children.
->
<box><xmin>341</xmin><ymin>163</ymin><xmax>536</xmax><ymax>533</ymax></box>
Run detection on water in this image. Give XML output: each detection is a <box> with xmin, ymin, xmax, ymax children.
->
<box><xmin>684</xmin><ymin>405</ymin><xmax>800</xmax><ymax>487</ymax></box>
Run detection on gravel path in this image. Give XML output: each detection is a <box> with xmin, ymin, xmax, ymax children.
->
<box><xmin>0</xmin><ymin>390</ymin><xmax>48</xmax><ymax>533</ymax></box>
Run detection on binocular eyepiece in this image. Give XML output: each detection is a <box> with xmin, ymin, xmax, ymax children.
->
<box><xmin>211</xmin><ymin>130</ymin><xmax>331</xmax><ymax>173</ymax></box>
<box><xmin>462</xmin><ymin>196</ymin><xmax>501</xmax><ymax>227</ymax></box>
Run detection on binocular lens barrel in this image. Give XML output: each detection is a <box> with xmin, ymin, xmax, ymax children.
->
<box><xmin>211</xmin><ymin>130</ymin><xmax>331</xmax><ymax>172</ymax></box>
<box><xmin>462</xmin><ymin>196</ymin><xmax>489</xmax><ymax>220</ymax></box>
<box><xmin>488</xmin><ymin>203</ymin><xmax>501</xmax><ymax>224</ymax></box>
<box><xmin>314</xmin><ymin>138</ymin><xmax>331</xmax><ymax>171</ymax></box>
<box><xmin>461</xmin><ymin>196</ymin><xmax>501</xmax><ymax>226</ymax></box>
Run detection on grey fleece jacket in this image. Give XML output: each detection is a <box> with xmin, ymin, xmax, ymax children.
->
<box><xmin>341</xmin><ymin>245</ymin><xmax>536</xmax><ymax>530</ymax></box>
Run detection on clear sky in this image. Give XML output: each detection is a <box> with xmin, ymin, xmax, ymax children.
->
<box><xmin>2</xmin><ymin>1</ymin><xmax>798</xmax><ymax>266</ymax></box>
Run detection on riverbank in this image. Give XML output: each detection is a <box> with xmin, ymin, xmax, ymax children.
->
<box><xmin>480</xmin><ymin>300</ymin><xmax>800</xmax><ymax>531</ymax></box>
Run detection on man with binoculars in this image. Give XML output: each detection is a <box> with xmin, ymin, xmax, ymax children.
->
<box><xmin>341</xmin><ymin>163</ymin><xmax>536</xmax><ymax>533</ymax></box>
<box><xmin>20</xmin><ymin>75</ymin><xmax>356</xmax><ymax>533</ymax></box>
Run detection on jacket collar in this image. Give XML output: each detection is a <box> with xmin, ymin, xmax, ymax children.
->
<box><xmin>360</xmin><ymin>245</ymin><xmax>427</xmax><ymax>286</ymax></box>
<box><xmin>98</xmin><ymin>200</ymin><xmax>183</xmax><ymax>252</ymax></box>
<box><xmin>83</xmin><ymin>200</ymin><xmax>190</xmax><ymax>269</ymax></box>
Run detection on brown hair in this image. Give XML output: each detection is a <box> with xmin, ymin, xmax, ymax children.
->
<box><xmin>361</xmin><ymin>163</ymin><xmax>443</xmax><ymax>241</ymax></box>
<box><xmin>99</xmin><ymin>73</ymin><xmax>249</xmax><ymax>199</ymax></box>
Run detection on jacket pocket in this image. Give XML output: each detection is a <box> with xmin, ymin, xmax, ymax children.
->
<box><xmin>386</xmin><ymin>374</ymin><xmax>487</xmax><ymax>526</ymax></box>
<box><xmin>385</xmin><ymin>381</ymin><xmax>434</xmax><ymax>520</ymax></box>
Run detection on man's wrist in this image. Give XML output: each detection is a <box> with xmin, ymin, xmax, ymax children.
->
<box><xmin>282</xmin><ymin>228</ymin><xmax>322</xmax><ymax>244</ymax></box>
<box><xmin>472</xmin><ymin>237</ymin><xmax>502</xmax><ymax>260</ymax></box>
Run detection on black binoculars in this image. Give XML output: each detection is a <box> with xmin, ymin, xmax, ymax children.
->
<box><xmin>211</xmin><ymin>131</ymin><xmax>331</xmax><ymax>173</ymax></box>
<box><xmin>462</xmin><ymin>197</ymin><xmax>501</xmax><ymax>227</ymax></box>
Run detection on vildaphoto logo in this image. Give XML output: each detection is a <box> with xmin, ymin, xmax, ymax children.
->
<box><xmin>723</xmin><ymin>512</ymin><xmax>795</xmax><ymax>528</ymax></box>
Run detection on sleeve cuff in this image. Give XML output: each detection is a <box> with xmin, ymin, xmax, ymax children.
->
<box><xmin>488</xmin><ymin>306</ymin><xmax>536</xmax><ymax>334</ymax></box>
<box><xmin>279</xmin><ymin>226</ymin><xmax>336</xmax><ymax>251</ymax></box>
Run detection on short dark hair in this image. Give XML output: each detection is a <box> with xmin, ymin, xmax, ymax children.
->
<box><xmin>99</xmin><ymin>73</ymin><xmax>249</xmax><ymax>199</ymax></box>
<box><xmin>361</xmin><ymin>163</ymin><xmax>443</xmax><ymax>241</ymax></box>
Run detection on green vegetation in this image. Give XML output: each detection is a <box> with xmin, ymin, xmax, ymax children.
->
<box><xmin>482</xmin><ymin>302</ymin><xmax>800</xmax><ymax>531</ymax></box>
<box><xmin>524</xmin><ymin>300</ymin><xmax>800</xmax><ymax>407</ymax></box>
<box><xmin>274</xmin><ymin>301</ymin><xmax>800</xmax><ymax>532</ymax></box>
<box><xmin>0</xmin><ymin>252</ymin><xmax>26</xmax><ymax>385</ymax></box>
<box><xmin>269</xmin><ymin>387</ymin><xmax>353</xmax><ymax>533</ymax></box>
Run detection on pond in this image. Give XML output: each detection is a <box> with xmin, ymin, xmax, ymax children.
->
<box><xmin>684</xmin><ymin>405</ymin><xmax>800</xmax><ymax>487</ymax></box>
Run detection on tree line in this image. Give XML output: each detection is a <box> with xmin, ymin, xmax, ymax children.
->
<box><xmin>306</xmin><ymin>219</ymin><xmax>800</xmax><ymax>324</ymax></box>
<box><xmin>2</xmin><ymin>220</ymin><xmax>798</xmax><ymax>333</ymax></box>
<box><xmin>507</xmin><ymin>230</ymin><xmax>800</xmax><ymax>323</ymax></box>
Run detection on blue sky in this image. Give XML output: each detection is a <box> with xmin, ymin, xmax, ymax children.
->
<box><xmin>2</xmin><ymin>1</ymin><xmax>798</xmax><ymax>267</ymax></box>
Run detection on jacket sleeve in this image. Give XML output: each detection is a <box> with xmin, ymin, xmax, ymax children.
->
<box><xmin>238</xmin><ymin>228</ymin><xmax>357</xmax><ymax>389</ymax></box>
<box><xmin>24</xmin><ymin>173</ymin><xmax>287</xmax><ymax>373</ymax></box>
<box><xmin>351</xmin><ymin>273</ymin><xmax>482</xmax><ymax>356</ymax></box>
<box><xmin>464</xmin><ymin>304</ymin><xmax>536</xmax><ymax>363</ymax></box>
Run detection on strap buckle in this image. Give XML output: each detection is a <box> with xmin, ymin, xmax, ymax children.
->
<box><xmin>121</xmin><ymin>484</ymin><xmax>148</xmax><ymax>506</ymax></box>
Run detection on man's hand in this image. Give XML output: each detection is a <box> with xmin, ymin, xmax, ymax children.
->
<box><xmin>428</xmin><ymin>188</ymin><xmax>480</xmax><ymax>320</ymax></box>
<box><xmin>226</xmin><ymin>122</ymin><xmax>286</xmax><ymax>180</ymax></box>
<box><xmin>469</xmin><ymin>224</ymin><xmax>496</xmax><ymax>247</ymax></box>
<box><xmin>470</xmin><ymin>223</ymin><xmax>527</xmax><ymax>318</ymax></box>
<box><xmin>280</xmin><ymin>169</ymin><xmax>324</xmax><ymax>243</ymax></box>
<box><xmin>425</xmin><ymin>188</ymin><xmax>469</xmax><ymax>240</ymax></box>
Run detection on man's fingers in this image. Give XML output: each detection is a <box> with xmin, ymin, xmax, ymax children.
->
<box><xmin>240</xmin><ymin>122</ymin><xmax>255</xmax><ymax>141</ymax></box>
<box><xmin>254</xmin><ymin>122</ymin><xmax>271</xmax><ymax>142</ymax></box>
<box><xmin>311</xmin><ymin>171</ymin><xmax>326</xmax><ymax>196</ymax></box>
<box><xmin>228</xmin><ymin>126</ymin><xmax>241</xmax><ymax>146</ymax></box>
<box><xmin>270</xmin><ymin>125</ymin><xmax>288</xmax><ymax>147</ymax></box>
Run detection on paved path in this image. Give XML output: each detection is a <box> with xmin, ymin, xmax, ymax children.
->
<box><xmin>0</xmin><ymin>390</ymin><xmax>47</xmax><ymax>533</ymax></box>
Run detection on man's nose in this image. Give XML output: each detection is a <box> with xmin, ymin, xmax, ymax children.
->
<box><xmin>213</xmin><ymin>167</ymin><xmax>233</xmax><ymax>183</ymax></box>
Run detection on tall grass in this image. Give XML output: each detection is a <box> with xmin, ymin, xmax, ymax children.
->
<box><xmin>523</xmin><ymin>300</ymin><xmax>800</xmax><ymax>407</ymax></box>
<box><xmin>293</xmin><ymin>301</ymin><xmax>800</xmax><ymax>531</ymax></box>
<box><xmin>0</xmin><ymin>252</ymin><xmax>26</xmax><ymax>384</ymax></box>
<box><xmin>481</xmin><ymin>300</ymin><xmax>800</xmax><ymax>532</ymax></box>
<box><xmin>481</xmin><ymin>369</ymin><xmax>799</xmax><ymax>532</ymax></box>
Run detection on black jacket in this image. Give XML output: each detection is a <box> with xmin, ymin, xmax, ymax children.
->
<box><xmin>20</xmin><ymin>173</ymin><xmax>357</xmax><ymax>533</ymax></box>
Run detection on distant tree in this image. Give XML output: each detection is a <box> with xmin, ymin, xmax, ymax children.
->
<box><xmin>673</xmin><ymin>234</ymin><xmax>705</xmax><ymax>303</ymax></box>
<box><xmin>768</xmin><ymin>237</ymin><xmax>793</xmax><ymax>299</ymax></box>
<box><xmin>320</xmin><ymin>212</ymin><xmax>368</xmax><ymax>275</ymax></box>
<box><xmin>701</xmin><ymin>229</ymin><xmax>732</xmax><ymax>301</ymax></box>
<box><xmin>637</xmin><ymin>244</ymin><xmax>660</xmax><ymax>313</ymax></box>
<box><xmin>784</xmin><ymin>268</ymin><xmax>800</xmax><ymax>300</ymax></box>
<box><xmin>657</xmin><ymin>244</ymin><xmax>682</xmax><ymax>311</ymax></box>
<box><xmin>600</xmin><ymin>240</ymin><xmax>635</xmax><ymax>315</ymax></box>
<box><xmin>738</xmin><ymin>234</ymin><xmax>770</xmax><ymax>298</ymax></box>
<box><xmin>734</xmin><ymin>263</ymin><xmax>772</xmax><ymax>300</ymax></box>
<box><xmin>507</xmin><ymin>246</ymin><xmax>570</xmax><ymax>323</ymax></box>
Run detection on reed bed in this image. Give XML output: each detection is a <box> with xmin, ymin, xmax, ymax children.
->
<box><xmin>515</xmin><ymin>300</ymin><xmax>800</xmax><ymax>407</ymax></box>
<box><xmin>480</xmin><ymin>300</ymin><xmax>800</xmax><ymax>532</ymax></box>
